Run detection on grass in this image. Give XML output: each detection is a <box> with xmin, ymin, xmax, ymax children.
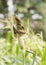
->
<box><xmin>0</xmin><ymin>15</ymin><xmax>46</xmax><ymax>65</ymax></box>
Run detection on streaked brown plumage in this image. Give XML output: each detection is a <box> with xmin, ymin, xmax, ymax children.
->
<box><xmin>13</xmin><ymin>15</ymin><xmax>26</xmax><ymax>35</ymax></box>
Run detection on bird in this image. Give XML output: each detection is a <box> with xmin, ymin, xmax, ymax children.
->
<box><xmin>13</xmin><ymin>15</ymin><xmax>26</xmax><ymax>35</ymax></box>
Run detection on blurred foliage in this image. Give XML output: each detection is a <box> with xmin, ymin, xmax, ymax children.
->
<box><xmin>0</xmin><ymin>0</ymin><xmax>8</xmax><ymax>14</ymax></box>
<box><xmin>0</xmin><ymin>0</ymin><xmax>46</xmax><ymax>65</ymax></box>
<box><xmin>0</xmin><ymin>29</ymin><xmax>46</xmax><ymax>65</ymax></box>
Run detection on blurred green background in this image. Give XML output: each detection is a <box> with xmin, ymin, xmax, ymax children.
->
<box><xmin>0</xmin><ymin>0</ymin><xmax>46</xmax><ymax>65</ymax></box>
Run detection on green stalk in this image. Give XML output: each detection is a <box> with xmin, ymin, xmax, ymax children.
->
<box><xmin>23</xmin><ymin>50</ymin><xmax>25</xmax><ymax>65</ymax></box>
<box><xmin>32</xmin><ymin>53</ymin><xmax>36</xmax><ymax>65</ymax></box>
<box><xmin>9</xmin><ymin>15</ymin><xmax>15</xmax><ymax>54</ymax></box>
<box><xmin>26</xmin><ymin>50</ymin><xmax>36</xmax><ymax>65</ymax></box>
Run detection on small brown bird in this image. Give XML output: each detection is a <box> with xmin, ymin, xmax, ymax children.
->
<box><xmin>13</xmin><ymin>15</ymin><xmax>26</xmax><ymax>35</ymax></box>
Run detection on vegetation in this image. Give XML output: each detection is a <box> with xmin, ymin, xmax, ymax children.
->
<box><xmin>0</xmin><ymin>0</ymin><xmax>46</xmax><ymax>65</ymax></box>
